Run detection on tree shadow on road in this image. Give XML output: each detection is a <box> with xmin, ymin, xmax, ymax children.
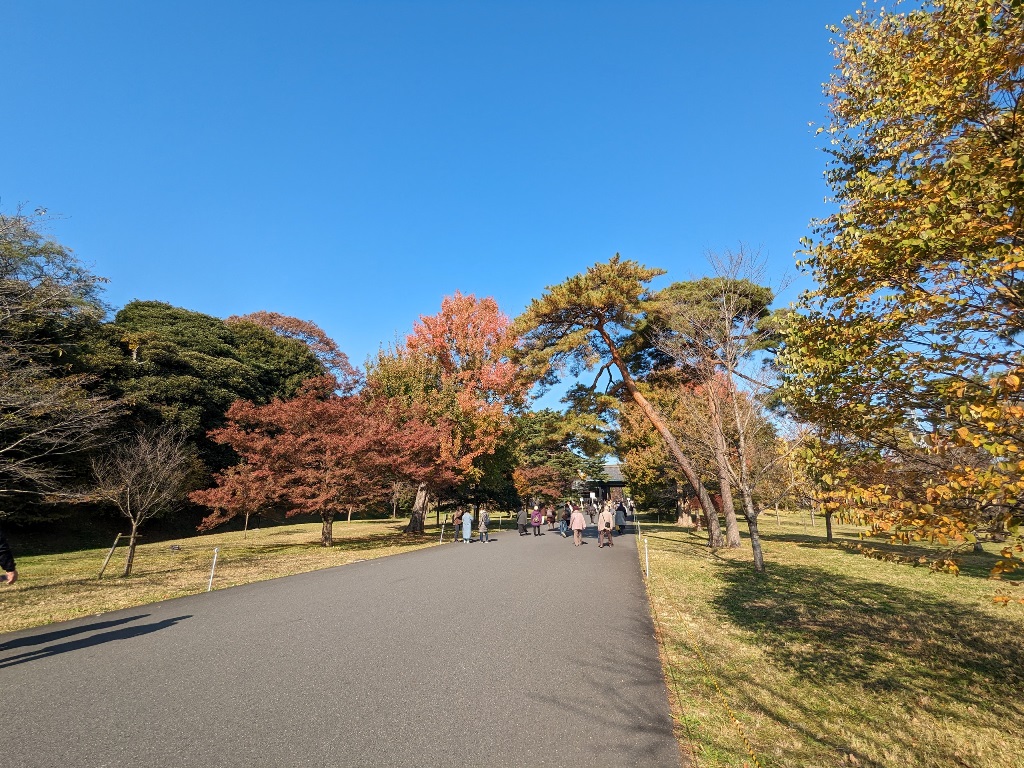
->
<box><xmin>0</xmin><ymin>614</ymin><xmax>148</xmax><ymax>652</ymax></box>
<box><xmin>0</xmin><ymin>614</ymin><xmax>192</xmax><ymax>669</ymax></box>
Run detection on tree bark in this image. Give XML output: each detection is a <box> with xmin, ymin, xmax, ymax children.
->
<box><xmin>725</xmin><ymin>372</ymin><xmax>769</xmax><ymax>570</ymax></box>
<box><xmin>321</xmin><ymin>511</ymin><xmax>335</xmax><ymax>547</ymax></box>
<box><xmin>825</xmin><ymin>509</ymin><xmax>834</xmax><ymax>543</ymax></box>
<box><xmin>598</xmin><ymin>325</ymin><xmax>724</xmax><ymax>547</ymax></box>
<box><xmin>404</xmin><ymin>483</ymin><xmax>429</xmax><ymax>534</ymax></box>
<box><xmin>122</xmin><ymin>522</ymin><xmax>140</xmax><ymax>577</ymax></box>
<box><xmin>708</xmin><ymin>395</ymin><xmax>741</xmax><ymax>547</ymax></box>
<box><xmin>744</xmin><ymin>508</ymin><xmax>766</xmax><ymax>573</ymax></box>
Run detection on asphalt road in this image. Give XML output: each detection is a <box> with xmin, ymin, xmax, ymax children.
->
<box><xmin>1</xmin><ymin>521</ymin><xmax>682</xmax><ymax>768</ymax></box>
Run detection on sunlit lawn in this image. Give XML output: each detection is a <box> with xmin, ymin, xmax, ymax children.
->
<box><xmin>0</xmin><ymin>518</ymin><xmax>442</xmax><ymax>634</ymax></box>
<box><xmin>637</xmin><ymin>512</ymin><xmax>1024</xmax><ymax>768</ymax></box>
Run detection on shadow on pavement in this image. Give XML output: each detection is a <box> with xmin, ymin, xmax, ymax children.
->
<box><xmin>0</xmin><ymin>615</ymin><xmax>192</xmax><ymax>669</ymax></box>
<box><xmin>0</xmin><ymin>614</ymin><xmax>149</xmax><ymax>652</ymax></box>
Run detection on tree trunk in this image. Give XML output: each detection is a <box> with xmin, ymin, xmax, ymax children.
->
<box><xmin>243</xmin><ymin>510</ymin><xmax>250</xmax><ymax>539</ymax></box>
<box><xmin>675</xmin><ymin>496</ymin><xmax>695</xmax><ymax>528</ymax></box>
<box><xmin>404</xmin><ymin>483</ymin><xmax>429</xmax><ymax>534</ymax></box>
<box><xmin>744</xmin><ymin>509</ymin><xmax>766</xmax><ymax>573</ymax></box>
<box><xmin>709</xmin><ymin>399</ymin><xmax>741</xmax><ymax>548</ymax></box>
<box><xmin>346</xmin><ymin>506</ymin><xmax>353</xmax><ymax>523</ymax></box>
<box><xmin>724</xmin><ymin>373</ymin><xmax>768</xmax><ymax>568</ymax></box>
<box><xmin>599</xmin><ymin>326</ymin><xmax>723</xmax><ymax>546</ymax></box>
<box><xmin>737</xmin><ymin>483</ymin><xmax>766</xmax><ymax>573</ymax></box>
<box><xmin>122</xmin><ymin>522</ymin><xmax>140</xmax><ymax>577</ymax></box>
<box><xmin>825</xmin><ymin>509</ymin><xmax>834</xmax><ymax>543</ymax></box>
<box><xmin>321</xmin><ymin>511</ymin><xmax>335</xmax><ymax>547</ymax></box>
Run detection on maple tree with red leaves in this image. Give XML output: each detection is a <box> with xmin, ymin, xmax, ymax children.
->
<box><xmin>195</xmin><ymin>376</ymin><xmax>439</xmax><ymax>545</ymax></box>
<box><xmin>367</xmin><ymin>291</ymin><xmax>527</xmax><ymax>532</ymax></box>
<box><xmin>190</xmin><ymin>462</ymin><xmax>277</xmax><ymax>535</ymax></box>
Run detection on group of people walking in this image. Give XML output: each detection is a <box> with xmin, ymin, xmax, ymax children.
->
<box><xmin>516</xmin><ymin>499</ymin><xmax>629</xmax><ymax>547</ymax></box>
<box><xmin>449</xmin><ymin>499</ymin><xmax>631</xmax><ymax>547</ymax></box>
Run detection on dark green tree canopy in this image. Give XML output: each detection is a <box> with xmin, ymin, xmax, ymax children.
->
<box><xmin>100</xmin><ymin>301</ymin><xmax>325</xmax><ymax>459</ymax></box>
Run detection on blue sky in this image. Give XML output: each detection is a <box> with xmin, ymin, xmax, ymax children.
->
<box><xmin>4</xmin><ymin>1</ymin><xmax>854</xmax><ymax>372</ymax></box>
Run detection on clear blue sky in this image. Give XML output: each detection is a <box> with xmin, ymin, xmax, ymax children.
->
<box><xmin>4</xmin><ymin>1</ymin><xmax>855</xmax><ymax>371</ymax></box>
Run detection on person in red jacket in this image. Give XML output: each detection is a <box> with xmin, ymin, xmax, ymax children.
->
<box><xmin>0</xmin><ymin>527</ymin><xmax>17</xmax><ymax>584</ymax></box>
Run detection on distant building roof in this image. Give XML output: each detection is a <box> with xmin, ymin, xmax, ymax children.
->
<box><xmin>602</xmin><ymin>463</ymin><xmax>625</xmax><ymax>484</ymax></box>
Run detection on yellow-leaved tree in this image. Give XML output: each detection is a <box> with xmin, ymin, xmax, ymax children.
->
<box><xmin>778</xmin><ymin>0</ymin><xmax>1024</xmax><ymax>581</ymax></box>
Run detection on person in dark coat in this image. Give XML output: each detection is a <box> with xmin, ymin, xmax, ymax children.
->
<box><xmin>0</xmin><ymin>527</ymin><xmax>17</xmax><ymax>585</ymax></box>
<box><xmin>517</xmin><ymin>507</ymin><xmax>530</xmax><ymax>536</ymax></box>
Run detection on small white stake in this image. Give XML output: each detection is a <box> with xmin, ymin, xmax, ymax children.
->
<box><xmin>207</xmin><ymin>547</ymin><xmax>219</xmax><ymax>592</ymax></box>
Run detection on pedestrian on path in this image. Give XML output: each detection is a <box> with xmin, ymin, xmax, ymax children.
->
<box><xmin>462</xmin><ymin>508</ymin><xmax>473</xmax><ymax>543</ymax></box>
<box><xmin>0</xmin><ymin>526</ymin><xmax>17</xmax><ymax>584</ymax></box>
<box><xmin>615</xmin><ymin>501</ymin><xmax>627</xmax><ymax>535</ymax></box>
<box><xmin>517</xmin><ymin>507</ymin><xmax>529</xmax><ymax>536</ymax></box>
<box><xmin>478</xmin><ymin>508</ymin><xmax>490</xmax><ymax>543</ymax></box>
<box><xmin>570</xmin><ymin>506</ymin><xmax>587</xmax><ymax>546</ymax></box>
<box><xmin>597</xmin><ymin>504</ymin><xmax>614</xmax><ymax>548</ymax></box>
<box><xmin>559</xmin><ymin>503</ymin><xmax>572</xmax><ymax>538</ymax></box>
<box><xmin>530</xmin><ymin>506</ymin><xmax>544</xmax><ymax>536</ymax></box>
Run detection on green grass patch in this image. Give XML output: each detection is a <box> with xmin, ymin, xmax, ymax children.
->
<box><xmin>637</xmin><ymin>513</ymin><xmax>1024</xmax><ymax>768</ymax></box>
<box><xmin>0</xmin><ymin>518</ymin><xmax>441</xmax><ymax>634</ymax></box>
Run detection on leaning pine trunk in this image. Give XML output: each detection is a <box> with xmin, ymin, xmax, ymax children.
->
<box><xmin>600</xmin><ymin>327</ymin><xmax>724</xmax><ymax>546</ymax></box>
<box><xmin>321</xmin><ymin>511</ymin><xmax>335</xmax><ymax>547</ymax></box>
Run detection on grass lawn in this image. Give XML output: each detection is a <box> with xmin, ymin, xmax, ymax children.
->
<box><xmin>637</xmin><ymin>512</ymin><xmax>1024</xmax><ymax>768</ymax></box>
<box><xmin>0</xmin><ymin>517</ymin><xmax>444</xmax><ymax>634</ymax></box>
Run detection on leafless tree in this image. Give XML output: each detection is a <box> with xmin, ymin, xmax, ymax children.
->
<box><xmin>91</xmin><ymin>428</ymin><xmax>199</xmax><ymax>576</ymax></box>
<box><xmin>655</xmin><ymin>247</ymin><xmax>790</xmax><ymax>572</ymax></box>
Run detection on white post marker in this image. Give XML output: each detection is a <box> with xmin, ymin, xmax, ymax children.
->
<box><xmin>207</xmin><ymin>547</ymin><xmax>219</xmax><ymax>592</ymax></box>
<box><xmin>439</xmin><ymin>523</ymin><xmax>445</xmax><ymax>544</ymax></box>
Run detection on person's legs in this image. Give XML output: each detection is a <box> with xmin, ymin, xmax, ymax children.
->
<box><xmin>573</xmin><ymin>529</ymin><xmax>582</xmax><ymax>546</ymax></box>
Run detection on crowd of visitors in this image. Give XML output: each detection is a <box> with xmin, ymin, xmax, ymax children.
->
<box><xmin>453</xmin><ymin>498</ymin><xmax>632</xmax><ymax>547</ymax></box>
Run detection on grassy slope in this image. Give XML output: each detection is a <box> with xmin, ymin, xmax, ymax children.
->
<box><xmin>0</xmin><ymin>518</ymin><xmax>443</xmax><ymax>634</ymax></box>
<box><xmin>638</xmin><ymin>513</ymin><xmax>1024</xmax><ymax>768</ymax></box>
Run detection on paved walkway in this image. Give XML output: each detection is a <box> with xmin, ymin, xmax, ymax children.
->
<box><xmin>1</xmin><ymin>521</ymin><xmax>681</xmax><ymax>767</ymax></box>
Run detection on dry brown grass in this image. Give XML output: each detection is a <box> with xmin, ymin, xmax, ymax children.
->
<box><xmin>637</xmin><ymin>512</ymin><xmax>1024</xmax><ymax>768</ymax></box>
<box><xmin>0</xmin><ymin>518</ymin><xmax>439</xmax><ymax>634</ymax></box>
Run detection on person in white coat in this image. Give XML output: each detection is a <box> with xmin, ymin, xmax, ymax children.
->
<box><xmin>597</xmin><ymin>504</ymin><xmax>615</xmax><ymax>548</ymax></box>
